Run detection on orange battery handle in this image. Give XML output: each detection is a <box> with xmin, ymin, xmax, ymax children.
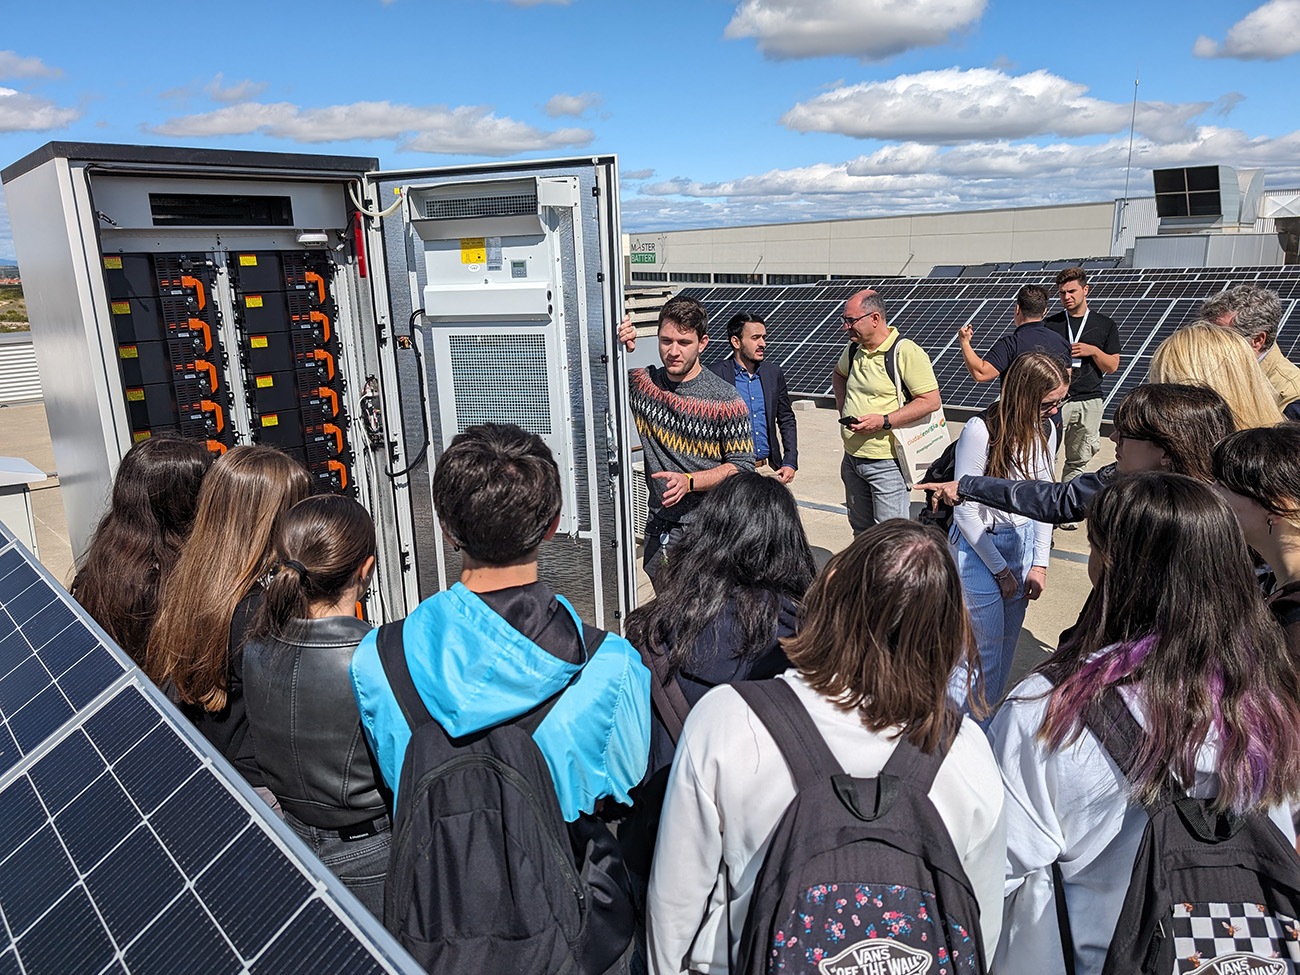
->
<box><xmin>354</xmin><ymin>601</ymin><xmax>364</xmax><ymax>620</ymax></box>
<box><xmin>194</xmin><ymin>359</ymin><xmax>218</xmax><ymax>392</ymax></box>
<box><xmin>310</xmin><ymin>310</ymin><xmax>331</xmax><ymax>343</ymax></box>
<box><xmin>323</xmin><ymin>422</ymin><xmax>343</xmax><ymax>455</ymax></box>
<box><xmin>187</xmin><ymin>318</ymin><xmax>212</xmax><ymax>352</ymax></box>
<box><xmin>181</xmin><ymin>276</ymin><xmax>206</xmax><ymax>311</ymax></box>
<box><xmin>304</xmin><ymin>271</ymin><xmax>326</xmax><ymax>305</ymax></box>
<box><xmin>313</xmin><ymin>348</ymin><xmax>335</xmax><ymax>380</ymax></box>
<box><xmin>317</xmin><ymin>386</ymin><xmax>339</xmax><ymax>417</ymax></box>
<box><xmin>200</xmin><ymin>400</ymin><xmax>224</xmax><ymax>433</ymax></box>
<box><xmin>328</xmin><ymin>460</ymin><xmax>348</xmax><ymax>490</ymax></box>
<box><xmin>205</xmin><ymin>440</ymin><xmax>228</xmax><ymax>455</ymax></box>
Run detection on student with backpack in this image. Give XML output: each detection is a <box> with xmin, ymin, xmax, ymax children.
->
<box><xmin>647</xmin><ymin>520</ymin><xmax>1006</xmax><ymax>975</ymax></box>
<box><xmin>349</xmin><ymin>422</ymin><xmax>651</xmax><ymax>974</ymax></box>
<box><xmin>991</xmin><ymin>473</ymin><xmax>1300</xmax><ymax>974</ymax></box>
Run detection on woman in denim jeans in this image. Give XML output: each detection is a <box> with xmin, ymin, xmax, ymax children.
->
<box><xmin>243</xmin><ymin>496</ymin><xmax>390</xmax><ymax>916</ymax></box>
<box><xmin>949</xmin><ymin>353</ymin><xmax>1069</xmax><ymax>713</ymax></box>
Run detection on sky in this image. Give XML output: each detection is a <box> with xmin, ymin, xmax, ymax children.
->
<box><xmin>1</xmin><ymin>0</ymin><xmax>1299</xmax><ymax>263</ymax></box>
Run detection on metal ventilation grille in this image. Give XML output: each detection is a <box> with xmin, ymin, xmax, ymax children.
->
<box><xmin>448</xmin><ymin>334</ymin><xmax>551</xmax><ymax>434</ymax></box>
<box><xmin>423</xmin><ymin>194</ymin><xmax>537</xmax><ymax>220</ymax></box>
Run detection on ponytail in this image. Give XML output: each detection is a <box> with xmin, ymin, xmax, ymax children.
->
<box><xmin>248</xmin><ymin>496</ymin><xmax>376</xmax><ymax>642</ymax></box>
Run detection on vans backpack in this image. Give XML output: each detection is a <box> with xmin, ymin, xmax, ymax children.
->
<box><xmin>1055</xmin><ymin>686</ymin><xmax>1300</xmax><ymax>975</ymax></box>
<box><xmin>734</xmin><ymin>680</ymin><xmax>987</xmax><ymax>975</ymax></box>
<box><xmin>377</xmin><ymin>620</ymin><xmax>635</xmax><ymax>975</ymax></box>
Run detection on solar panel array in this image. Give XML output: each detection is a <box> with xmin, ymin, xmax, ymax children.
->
<box><xmin>684</xmin><ymin>264</ymin><xmax>1300</xmax><ymax>418</ymax></box>
<box><xmin>0</xmin><ymin>527</ymin><xmax>422</xmax><ymax>975</ymax></box>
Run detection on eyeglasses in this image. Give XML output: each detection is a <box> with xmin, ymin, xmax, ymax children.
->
<box><xmin>1040</xmin><ymin>397</ymin><xmax>1066</xmax><ymax>412</ymax></box>
<box><xmin>840</xmin><ymin>312</ymin><xmax>874</xmax><ymax>326</ymax></box>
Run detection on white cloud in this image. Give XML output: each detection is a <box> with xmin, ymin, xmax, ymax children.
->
<box><xmin>1194</xmin><ymin>0</ymin><xmax>1300</xmax><ymax>60</ymax></box>
<box><xmin>204</xmin><ymin>73</ymin><xmax>269</xmax><ymax>103</ymax></box>
<box><xmin>544</xmin><ymin>91</ymin><xmax>601</xmax><ymax>117</ymax></box>
<box><xmin>150</xmin><ymin>99</ymin><xmax>592</xmax><ymax>156</ymax></box>
<box><xmin>781</xmin><ymin>68</ymin><xmax>1210</xmax><ymax>144</ymax></box>
<box><xmin>0</xmin><ymin>87</ymin><xmax>81</xmax><ymax>132</ymax></box>
<box><xmin>624</xmin><ymin>125</ymin><xmax>1300</xmax><ymax>230</ymax></box>
<box><xmin>724</xmin><ymin>0</ymin><xmax>986</xmax><ymax>61</ymax></box>
<box><xmin>0</xmin><ymin>51</ymin><xmax>61</xmax><ymax>80</ymax></box>
<box><xmin>0</xmin><ymin>190</ymin><xmax>13</xmax><ymax>264</ymax></box>
<box><xmin>622</xmin><ymin>168</ymin><xmax>655</xmax><ymax>180</ymax></box>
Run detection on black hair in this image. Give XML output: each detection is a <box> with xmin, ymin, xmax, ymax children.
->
<box><xmin>726</xmin><ymin>311</ymin><xmax>766</xmax><ymax>343</ymax></box>
<box><xmin>625</xmin><ymin>473</ymin><xmax>815</xmax><ymax>673</ymax></box>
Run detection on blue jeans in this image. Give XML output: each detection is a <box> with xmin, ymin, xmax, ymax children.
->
<box><xmin>643</xmin><ymin>512</ymin><xmax>688</xmax><ymax>590</ymax></box>
<box><xmin>282</xmin><ymin>809</ymin><xmax>391</xmax><ymax>917</ymax></box>
<box><xmin>948</xmin><ymin>521</ymin><xmax>1035</xmax><ymax>713</ymax></box>
<box><xmin>841</xmin><ymin>453</ymin><xmax>910</xmax><ymax>534</ymax></box>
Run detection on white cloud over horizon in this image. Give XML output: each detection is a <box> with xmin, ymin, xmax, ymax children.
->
<box><xmin>0</xmin><ymin>51</ymin><xmax>61</xmax><ymax>80</ymax></box>
<box><xmin>781</xmin><ymin>68</ymin><xmax>1211</xmax><ymax>144</ymax></box>
<box><xmin>149</xmin><ymin>100</ymin><xmax>593</xmax><ymax>155</ymax></box>
<box><xmin>1194</xmin><ymin>0</ymin><xmax>1300</xmax><ymax>60</ymax></box>
<box><xmin>624</xmin><ymin>125</ymin><xmax>1300</xmax><ymax>231</ymax></box>
<box><xmin>544</xmin><ymin>91</ymin><xmax>601</xmax><ymax>117</ymax></box>
<box><xmin>725</xmin><ymin>0</ymin><xmax>986</xmax><ymax>61</ymax></box>
<box><xmin>0</xmin><ymin>87</ymin><xmax>81</xmax><ymax>132</ymax></box>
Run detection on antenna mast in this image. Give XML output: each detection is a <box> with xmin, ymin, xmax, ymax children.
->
<box><xmin>1117</xmin><ymin>66</ymin><xmax>1140</xmax><ymax>244</ymax></box>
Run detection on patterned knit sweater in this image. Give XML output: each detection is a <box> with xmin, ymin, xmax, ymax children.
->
<box><xmin>629</xmin><ymin>365</ymin><xmax>755</xmax><ymax>523</ymax></box>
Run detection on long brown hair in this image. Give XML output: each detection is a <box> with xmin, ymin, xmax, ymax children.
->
<box><xmin>983</xmin><ymin>352</ymin><xmax>1069</xmax><ymax>479</ymax></box>
<box><xmin>1037</xmin><ymin>474</ymin><xmax>1300</xmax><ymax>812</ymax></box>
<box><xmin>250</xmin><ymin>495</ymin><xmax>376</xmax><ymax>642</ymax></box>
<box><xmin>1110</xmin><ymin>383</ymin><xmax>1235</xmax><ymax>482</ymax></box>
<box><xmin>145</xmin><ymin>445</ymin><xmax>311</xmax><ymax>710</ymax></box>
<box><xmin>72</xmin><ymin>435</ymin><xmax>213</xmax><ymax>663</ymax></box>
<box><xmin>784</xmin><ymin>520</ymin><xmax>975</xmax><ymax>753</ymax></box>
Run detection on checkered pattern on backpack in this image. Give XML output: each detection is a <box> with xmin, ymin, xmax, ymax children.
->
<box><xmin>1170</xmin><ymin>902</ymin><xmax>1300</xmax><ymax>973</ymax></box>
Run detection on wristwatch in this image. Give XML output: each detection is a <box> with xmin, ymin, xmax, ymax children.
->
<box><xmin>881</xmin><ymin>414</ymin><xmax>893</xmax><ymax>430</ymax></box>
<box><xmin>684</xmin><ymin>472</ymin><xmax>694</xmax><ymax>493</ymax></box>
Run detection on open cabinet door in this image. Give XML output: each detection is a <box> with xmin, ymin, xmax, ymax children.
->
<box><xmin>362</xmin><ymin>156</ymin><xmax>636</xmax><ymax>631</ymax></box>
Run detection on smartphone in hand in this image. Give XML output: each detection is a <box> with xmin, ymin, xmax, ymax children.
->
<box><xmin>838</xmin><ymin>415</ymin><xmax>859</xmax><ymax>427</ymax></box>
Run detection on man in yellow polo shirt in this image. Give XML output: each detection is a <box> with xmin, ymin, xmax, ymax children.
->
<box><xmin>831</xmin><ymin>290</ymin><xmax>942</xmax><ymax>533</ymax></box>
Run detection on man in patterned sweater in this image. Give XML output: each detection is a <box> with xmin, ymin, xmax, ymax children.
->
<box><xmin>618</xmin><ymin>296</ymin><xmax>754</xmax><ymax>586</ymax></box>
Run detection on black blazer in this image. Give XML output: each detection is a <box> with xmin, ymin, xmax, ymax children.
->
<box><xmin>707</xmin><ymin>356</ymin><xmax>799</xmax><ymax>470</ymax></box>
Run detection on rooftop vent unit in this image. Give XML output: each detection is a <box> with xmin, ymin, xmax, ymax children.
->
<box><xmin>1152</xmin><ymin>165</ymin><xmax>1264</xmax><ymax>234</ymax></box>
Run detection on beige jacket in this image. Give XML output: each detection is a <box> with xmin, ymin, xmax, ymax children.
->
<box><xmin>1262</xmin><ymin>342</ymin><xmax>1300</xmax><ymax>411</ymax></box>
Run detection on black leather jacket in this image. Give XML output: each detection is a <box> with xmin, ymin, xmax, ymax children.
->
<box><xmin>243</xmin><ymin>616</ymin><xmax>388</xmax><ymax>828</ymax></box>
<box><xmin>957</xmin><ymin>463</ymin><xmax>1117</xmax><ymax>524</ymax></box>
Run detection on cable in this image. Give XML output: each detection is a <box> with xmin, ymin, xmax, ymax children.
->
<box><xmin>386</xmin><ymin>308</ymin><xmax>431</xmax><ymax>479</ymax></box>
<box><xmin>348</xmin><ymin>180</ymin><xmax>404</xmax><ymax>219</ymax></box>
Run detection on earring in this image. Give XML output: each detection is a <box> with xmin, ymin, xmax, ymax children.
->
<box><xmin>1268</xmin><ymin>517</ymin><xmax>1274</xmax><ymax>536</ymax></box>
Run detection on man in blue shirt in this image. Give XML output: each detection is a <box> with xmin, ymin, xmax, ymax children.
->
<box><xmin>707</xmin><ymin>312</ymin><xmax>798</xmax><ymax>482</ymax></box>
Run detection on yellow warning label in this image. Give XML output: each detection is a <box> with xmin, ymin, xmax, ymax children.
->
<box><xmin>126</xmin><ymin>388</ymin><xmax>144</xmax><ymax>401</ymax></box>
<box><xmin>239</xmin><ymin>254</ymin><xmax>258</xmax><ymax>266</ymax></box>
<box><xmin>460</xmin><ymin>237</ymin><xmax>486</xmax><ymax>264</ymax></box>
<box><xmin>119</xmin><ymin>346</ymin><xmax>139</xmax><ymax>359</ymax></box>
<box><xmin>250</xmin><ymin>335</ymin><xmax>269</xmax><ymax>349</ymax></box>
<box><xmin>103</xmin><ymin>256</ymin><xmax>123</xmax><ymax>269</ymax></box>
<box><xmin>245</xmin><ymin>295</ymin><xmax>264</xmax><ymax>308</ymax></box>
<box><xmin>256</xmin><ymin>375</ymin><xmax>274</xmax><ymax>388</ymax></box>
<box><xmin>262</xmin><ymin>414</ymin><xmax>279</xmax><ymax>427</ymax></box>
<box><xmin>111</xmin><ymin>301</ymin><xmax>131</xmax><ymax>315</ymax></box>
<box><xmin>133</xmin><ymin>430</ymin><xmax>151</xmax><ymax>442</ymax></box>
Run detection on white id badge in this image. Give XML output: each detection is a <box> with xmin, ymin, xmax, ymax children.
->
<box><xmin>1071</xmin><ymin>357</ymin><xmax>1083</xmax><ymax>367</ymax></box>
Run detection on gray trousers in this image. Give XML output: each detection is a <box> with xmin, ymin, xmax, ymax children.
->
<box><xmin>841</xmin><ymin>453</ymin><xmax>910</xmax><ymax>534</ymax></box>
<box><xmin>1060</xmin><ymin>397</ymin><xmax>1103</xmax><ymax>484</ymax></box>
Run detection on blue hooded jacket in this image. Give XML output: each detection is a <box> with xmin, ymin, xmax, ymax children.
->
<box><xmin>350</xmin><ymin>583</ymin><xmax>651</xmax><ymax>822</ymax></box>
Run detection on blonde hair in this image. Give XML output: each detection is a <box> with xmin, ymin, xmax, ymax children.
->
<box><xmin>1148</xmin><ymin>323</ymin><xmax>1284</xmax><ymax>430</ymax></box>
<box><xmin>145</xmin><ymin>445</ymin><xmax>312</xmax><ymax>710</ymax></box>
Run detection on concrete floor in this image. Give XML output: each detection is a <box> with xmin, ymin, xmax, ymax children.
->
<box><xmin>0</xmin><ymin>401</ymin><xmax>74</xmax><ymax>587</ymax></box>
<box><xmin>636</xmin><ymin>403</ymin><xmax>1113</xmax><ymax>695</ymax></box>
<box><xmin>1</xmin><ymin>397</ymin><xmax>1112</xmax><ymax>699</ymax></box>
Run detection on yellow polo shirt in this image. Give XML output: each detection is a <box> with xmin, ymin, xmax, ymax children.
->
<box><xmin>836</xmin><ymin>328</ymin><xmax>939</xmax><ymax>459</ymax></box>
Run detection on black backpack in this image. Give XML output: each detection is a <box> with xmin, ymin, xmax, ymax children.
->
<box><xmin>377</xmin><ymin>620</ymin><xmax>635</xmax><ymax>975</ymax></box>
<box><xmin>734</xmin><ymin>680</ymin><xmax>987</xmax><ymax>975</ymax></box>
<box><xmin>1053</xmin><ymin>686</ymin><xmax>1300</xmax><ymax>975</ymax></box>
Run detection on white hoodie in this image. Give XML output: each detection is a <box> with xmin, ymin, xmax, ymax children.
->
<box><xmin>646</xmin><ymin>670</ymin><xmax>1007</xmax><ymax>974</ymax></box>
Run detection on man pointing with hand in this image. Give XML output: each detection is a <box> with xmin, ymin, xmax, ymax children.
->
<box><xmin>617</xmin><ymin>296</ymin><xmax>754</xmax><ymax>588</ymax></box>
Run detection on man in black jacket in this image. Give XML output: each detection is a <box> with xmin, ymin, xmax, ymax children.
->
<box><xmin>707</xmin><ymin>312</ymin><xmax>799</xmax><ymax>483</ymax></box>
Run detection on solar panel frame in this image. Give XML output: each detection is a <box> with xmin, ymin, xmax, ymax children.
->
<box><xmin>0</xmin><ymin>526</ymin><xmax>423</xmax><ymax>975</ymax></box>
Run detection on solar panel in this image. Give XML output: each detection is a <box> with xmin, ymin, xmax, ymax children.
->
<box><xmin>0</xmin><ymin>528</ymin><xmax>422</xmax><ymax>975</ymax></box>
